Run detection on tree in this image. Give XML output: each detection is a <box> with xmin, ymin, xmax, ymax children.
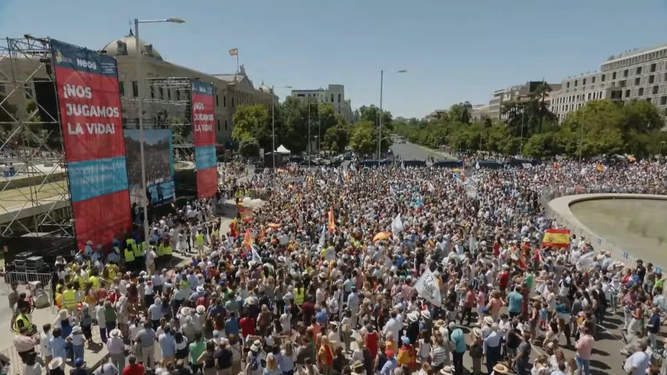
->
<box><xmin>358</xmin><ymin>105</ymin><xmax>393</xmax><ymax>130</ymax></box>
<box><xmin>448</xmin><ymin>103</ymin><xmax>470</xmax><ymax>124</ymax></box>
<box><xmin>349</xmin><ymin>122</ymin><xmax>376</xmax><ymax>155</ymax></box>
<box><xmin>323</xmin><ymin>115</ymin><xmax>350</xmax><ymax>153</ymax></box>
<box><xmin>238</xmin><ymin>137</ymin><xmax>260</xmax><ymax>157</ymax></box>
<box><xmin>231</xmin><ymin>104</ymin><xmax>271</xmax><ymax>150</ymax></box>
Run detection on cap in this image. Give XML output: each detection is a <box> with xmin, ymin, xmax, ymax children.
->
<box><xmin>74</xmin><ymin>358</ymin><xmax>84</xmax><ymax>367</ymax></box>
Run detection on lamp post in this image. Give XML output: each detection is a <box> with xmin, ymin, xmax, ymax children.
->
<box><xmin>134</xmin><ymin>17</ymin><xmax>185</xmax><ymax>243</ymax></box>
<box><xmin>270</xmin><ymin>85</ymin><xmax>292</xmax><ymax>170</ymax></box>
<box><xmin>378</xmin><ymin>69</ymin><xmax>407</xmax><ymax>167</ymax></box>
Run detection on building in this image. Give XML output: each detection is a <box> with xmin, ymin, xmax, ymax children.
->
<box><xmin>290</xmin><ymin>84</ymin><xmax>354</xmax><ymax>123</ymax></box>
<box><xmin>0</xmin><ymin>33</ymin><xmax>275</xmax><ymax>147</ymax></box>
<box><xmin>470</xmin><ymin>104</ymin><xmax>490</xmax><ymax>121</ymax></box>
<box><xmin>551</xmin><ymin>43</ymin><xmax>667</xmax><ymax>122</ymax></box>
<box><xmin>487</xmin><ymin>85</ymin><xmax>522</xmax><ymax>120</ymax></box>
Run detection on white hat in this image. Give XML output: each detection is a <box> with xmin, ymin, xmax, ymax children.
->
<box><xmin>48</xmin><ymin>357</ymin><xmax>64</xmax><ymax>370</ymax></box>
<box><xmin>440</xmin><ymin>365</ymin><xmax>454</xmax><ymax>375</ymax></box>
<box><xmin>110</xmin><ymin>329</ymin><xmax>122</xmax><ymax>338</ymax></box>
<box><xmin>180</xmin><ymin>307</ymin><xmax>191</xmax><ymax>316</ymax></box>
<box><xmin>407</xmin><ymin>311</ymin><xmax>419</xmax><ymax>322</ymax></box>
<box><xmin>196</xmin><ymin>286</ymin><xmax>205</xmax><ymax>293</ymax></box>
<box><xmin>196</xmin><ymin>305</ymin><xmax>206</xmax><ymax>314</ymax></box>
<box><xmin>484</xmin><ymin>316</ymin><xmax>494</xmax><ymax>325</ymax></box>
<box><xmin>72</xmin><ymin>325</ymin><xmax>82</xmax><ymax>334</ymax></box>
<box><xmin>250</xmin><ymin>340</ymin><xmax>262</xmax><ymax>352</ymax></box>
<box><xmin>420</xmin><ymin>310</ymin><xmax>431</xmax><ymax>320</ymax></box>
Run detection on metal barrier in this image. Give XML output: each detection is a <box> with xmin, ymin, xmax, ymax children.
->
<box><xmin>2</xmin><ymin>272</ymin><xmax>52</xmax><ymax>292</ymax></box>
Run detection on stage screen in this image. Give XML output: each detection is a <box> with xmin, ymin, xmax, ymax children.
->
<box><xmin>124</xmin><ymin>129</ymin><xmax>175</xmax><ymax>207</ymax></box>
<box><xmin>51</xmin><ymin>39</ymin><xmax>131</xmax><ymax>250</ymax></box>
<box><xmin>191</xmin><ymin>80</ymin><xmax>217</xmax><ymax>198</ymax></box>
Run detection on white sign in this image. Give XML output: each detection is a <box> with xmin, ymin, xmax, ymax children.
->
<box><xmin>415</xmin><ymin>268</ymin><xmax>442</xmax><ymax>307</ymax></box>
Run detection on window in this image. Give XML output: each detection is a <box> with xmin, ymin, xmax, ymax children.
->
<box><xmin>649</xmin><ymin>75</ymin><xmax>655</xmax><ymax>84</ymax></box>
<box><xmin>639</xmin><ymin>87</ymin><xmax>644</xmax><ymax>96</ymax></box>
<box><xmin>651</xmin><ymin>63</ymin><xmax>657</xmax><ymax>73</ymax></box>
<box><xmin>167</xmin><ymin>89</ymin><xmax>171</xmax><ymax>100</ymax></box>
<box><xmin>338</xmin><ymin>93</ymin><xmax>341</xmax><ymax>103</ymax></box>
<box><xmin>582</xmin><ymin>78</ymin><xmax>586</xmax><ymax>85</ymax></box>
<box><xmin>619</xmin><ymin>80</ymin><xmax>627</xmax><ymax>88</ymax></box>
<box><xmin>216</xmin><ymin>94</ymin><xmax>219</xmax><ymax>107</ymax></box>
<box><xmin>132</xmin><ymin>81</ymin><xmax>139</xmax><ymax>97</ymax></box>
<box><xmin>331</xmin><ymin>94</ymin><xmax>334</xmax><ymax>102</ymax></box>
<box><xmin>217</xmin><ymin>120</ymin><xmax>221</xmax><ymax>131</ymax></box>
<box><xmin>223</xmin><ymin>96</ymin><xmax>227</xmax><ymax>107</ymax></box>
<box><xmin>176</xmin><ymin>89</ymin><xmax>181</xmax><ymax>100</ymax></box>
<box><xmin>150</xmin><ymin>86</ymin><xmax>155</xmax><ymax>99</ymax></box>
<box><xmin>24</xmin><ymin>83</ymin><xmax>33</xmax><ymax>99</ymax></box>
<box><xmin>158</xmin><ymin>87</ymin><xmax>164</xmax><ymax>99</ymax></box>
<box><xmin>661</xmin><ymin>96</ymin><xmax>667</xmax><ymax>105</ymax></box>
<box><xmin>653</xmin><ymin>85</ymin><xmax>659</xmax><ymax>95</ymax></box>
<box><xmin>592</xmin><ymin>76</ymin><xmax>596</xmax><ymax>83</ymax></box>
<box><xmin>601</xmin><ymin>74</ymin><xmax>606</xmax><ymax>82</ymax></box>
<box><xmin>587</xmin><ymin>93</ymin><xmax>591</xmax><ymax>100</ymax></box>
<box><xmin>636</xmin><ymin>66</ymin><xmax>642</xmax><ymax>75</ymax></box>
<box><xmin>625</xmin><ymin>89</ymin><xmax>630</xmax><ymax>98</ymax></box>
<box><xmin>612</xmin><ymin>72</ymin><xmax>617</xmax><ymax>80</ymax></box>
<box><xmin>231</xmin><ymin>97</ymin><xmax>235</xmax><ymax>107</ymax></box>
<box><xmin>623</xmin><ymin>69</ymin><xmax>628</xmax><ymax>77</ymax></box>
<box><xmin>566</xmin><ymin>82</ymin><xmax>570</xmax><ymax>88</ymax></box>
<box><xmin>635</xmin><ymin>78</ymin><xmax>641</xmax><ymax>85</ymax></box>
<box><xmin>224</xmin><ymin>120</ymin><xmax>228</xmax><ymax>130</ymax></box>
<box><xmin>646</xmin><ymin>98</ymin><xmax>652</xmax><ymax>103</ymax></box>
<box><xmin>119</xmin><ymin>81</ymin><xmax>125</xmax><ymax>97</ymax></box>
<box><xmin>574</xmin><ymin>80</ymin><xmax>578</xmax><ymax>87</ymax></box>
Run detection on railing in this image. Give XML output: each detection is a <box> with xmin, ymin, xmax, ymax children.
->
<box><xmin>539</xmin><ymin>187</ymin><xmax>654</xmax><ymax>273</ymax></box>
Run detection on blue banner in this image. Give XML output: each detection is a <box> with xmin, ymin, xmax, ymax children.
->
<box><xmin>68</xmin><ymin>157</ymin><xmax>129</xmax><ymax>202</ymax></box>
<box><xmin>195</xmin><ymin>145</ymin><xmax>217</xmax><ymax>171</ymax></box>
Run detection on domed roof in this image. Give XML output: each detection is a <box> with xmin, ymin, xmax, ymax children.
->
<box><xmin>102</xmin><ymin>32</ymin><xmax>163</xmax><ymax>60</ymax></box>
<box><xmin>258</xmin><ymin>82</ymin><xmax>272</xmax><ymax>94</ymax></box>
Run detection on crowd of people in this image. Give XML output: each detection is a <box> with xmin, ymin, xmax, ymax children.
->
<box><xmin>8</xmin><ymin>155</ymin><xmax>667</xmax><ymax>375</ymax></box>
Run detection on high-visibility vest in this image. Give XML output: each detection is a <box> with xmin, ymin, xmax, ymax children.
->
<box><xmin>105</xmin><ymin>265</ymin><xmax>116</xmax><ymax>280</ymax></box>
<box><xmin>62</xmin><ymin>289</ymin><xmax>77</xmax><ymax>308</ymax></box>
<box><xmin>157</xmin><ymin>244</ymin><xmax>165</xmax><ymax>257</ymax></box>
<box><xmin>124</xmin><ymin>248</ymin><xmax>135</xmax><ymax>262</ymax></box>
<box><xmin>89</xmin><ymin>276</ymin><xmax>100</xmax><ymax>290</ymax></box>
<box><xmin>164</xmin><ymin>244</ymin><xmax>172</xmax><ymax>255</ymax></box>
<box><xmin>295</xmin><ymin>288</ymin><xmax>304</xmax><ymax>306</ymax></box>
<box><xmin>126</xmin><ymin>238</ymin><xmax>136</xmax><ymax>251</ymax></box>
<box><xmin>14</xmin><ymin>314</ymin><xmax>31</xmax><ymax>331</ymax></box>
<box><xmin>134</xmin><ymin>241</ymin><xmax>145</xmax><ymax>257</ymax></box>
<box><xmin>195</xmin><ymin>233</ymin><xmax>204</xmax><ymax>247</ymax></box>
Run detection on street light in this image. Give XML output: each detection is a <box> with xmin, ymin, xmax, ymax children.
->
<box><xmin>134</xmin><ymin>17</ymin><xmax>185</xmax><ymax>245</ymax></box>
<box><xmin>378</xmin><ymin>69</ymin><xmax>407</xmax><ymax>167</ymax></box>
<box><xmin>270</xmin><ymin>85</ymin><xmax>292</xmax><ymax>169</ymax></box>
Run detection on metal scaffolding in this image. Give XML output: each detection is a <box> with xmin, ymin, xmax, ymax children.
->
<box><xmin>121</xmin><ymin>77</ymin><xmax>194</xmax><ymax>162</ymax></box>
<box><xmin>0</xmin><ymin>37</ymin><xmax>73</xmax><ymax>238</ymax></box>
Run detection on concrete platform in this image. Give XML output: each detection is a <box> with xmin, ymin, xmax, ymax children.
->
<box><xmin>0</xmin><ymin>180</ymin><xmax>70</xmax><ymax>225</ymax></box>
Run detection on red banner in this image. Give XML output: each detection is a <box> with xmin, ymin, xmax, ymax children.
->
<box><xmin>51</xmin><ymin>40</ymin><xmax>131</xmax><ymax>250</ymax></box>
<box><xmin>191</xmin><ymin>80</ymin><xmax>217</xmax><ymax>198</ymax></box>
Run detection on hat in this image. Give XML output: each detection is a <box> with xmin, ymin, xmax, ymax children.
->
<box><xmin>72</xmin><ymin>325</ymin><xmax>82</xmax><ymax>334</ymax></box>
<box><xmin>180</xmin><ymin>307</ymin><xmax>191</xmax><ymax>316</ymax></box>
<box><xmin>48</xmin><ymin>358</ymin><xmax>63</xmax><ymax>370</ymax></box>
<box><xmin>74</xmin><ymin>358</ymin><xmax>84</xmax><ymax>367</ymax></box>
<box><xmin>484</xmin><ymin>316</ymin><xmax>493</xmax><ymax>325</ymax></box>
<box><xmin>110</xmin><ymin>329</ymin><xmax>121</xmax><ymax>338</ymax></box>
<box><xmin>493</xmin><ymin>364</ymin><xmax>509</xmax><ymax>374</ymax></box>
<box><xmin>351</xmin><ymin>360</ymin><xmax>365</xmax><ymax>373</ymax></box>
<box><xmin>407</xmin><ymin>311</ymin><xmax>419</xmax><ymax>322</ymax></box>
<box><xmin>59</xmin><ymin>310</ymin><xmax>69</xmax><ymax>319</ymax></box>
<box><xmin>196</xmin><ymin>286</ymin><xmax>205</xmax><ymax>293</ymax></box>
<box><xmin>250</xmin><ymin>340</ymin><xmax>262</xmax><ymax>352</ymax></box>
<box><xmin>196</xmin><ymin>305</ymin><xmax>206</xmax><ymax>314</ymax></box>
<box><xmin>472</xmin><ymin>328</ymin><xmax>482</xmax><ymax>338</ymax></box>
<box><xmin>434</xmin><ymin>319</ymin><xmax>446</xmax><ymax>328</ymax></box>
<box><xmin>440</xmin><ymin>365</ymin><xmax>454</xmax><ymax>375</ymax></box>
<box><xmin>401</xmin><ymin>336</ymin><xmax>410</xmax><ymax>345</ymax></box>
<box><xmin>421</xmin><ymin>310</ymin><xmax>431</xmax><ymax>320</ymax></box>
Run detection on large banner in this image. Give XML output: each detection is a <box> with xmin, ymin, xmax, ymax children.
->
<box><xmin>124</xmin><ymin>129</ymin><xmax>175</xmax><ymax>207</ymax></box>
<box><xmin>51</xmin><ymin>40</ymin><xmax>131</xmax><ymax>250</ymax></box>
<box><xmin>191</xmin><ymin>81</ymin><xmax>217</xmax><ymax>198</ymax></box>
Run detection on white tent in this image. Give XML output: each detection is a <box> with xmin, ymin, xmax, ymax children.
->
<box><xmin>276</xmin><ymin>145</ymin><xmax>291</xmax><ymax>154</ymax></box>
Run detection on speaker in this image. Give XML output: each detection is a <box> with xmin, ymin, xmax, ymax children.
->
<box><xmin>32</xmin><ymin>79</ymin><xmax>59</xmax><ymax>126</ymax></box>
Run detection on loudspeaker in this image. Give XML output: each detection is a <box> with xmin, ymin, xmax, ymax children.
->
<box><xmin>32</xmin><ymin>79</ymin><xmax>59</xmax><ymax>126</ymax></box>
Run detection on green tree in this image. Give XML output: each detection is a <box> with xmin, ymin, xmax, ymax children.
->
<box><xmin>231</xmin><ymin>104</ymin><xmax>271</xmax><ymax>150</ymax></box>
<box><xmin>323</xmin><ymin>123</ymin><xmax>350</xmax><ymax>153</ymax></box>
<box><xmin>238</xmin><ymin>137</ymin><xmax>260</xmax><ymax>157</ymax></box>
<box><xmin>358</xmin><ymin>105</ymin><xmax>393</xmax><ymax>130</ymax></box>
<box><xmin>349</xmin><ymin>121</ymin><xmax>376</xmax><ymax>155</ymax></box>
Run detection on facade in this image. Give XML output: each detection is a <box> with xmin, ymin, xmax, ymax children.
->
<box><xmin>487</xmin><ymin>85</ymin><xmax>521</xmax><ymax>120</ymax></box>
<box><xmin>470</xmin><ymin>104</ymin><xmax>490</xmax><ymax>121</ymax></box>
<box><xmin>551</xmin><ymin>44</ymin><xmax>667</xmax><ymax>122</ymax></box>
<box><xmin>0</xmin><ymin>34</ymin><xmax>274</xmax><ymax>146</ymax></box>
<box><xmin>290</xmin><ymin>84</ymin><xmax>354</xmax><ymax>123</ymax></box>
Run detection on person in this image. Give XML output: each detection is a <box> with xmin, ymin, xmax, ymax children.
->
<box><xmin>70</xmin><ymin>358</ymin><xmax>86</xmax><ymax>375</ymax></box>
<box><xmin>135</xmin><ymin>321</ymin><xmax>156</xmax><ymax>369</ymax></box>
<box><xmin>40</xmin><ymin>323</ymin><xmax>53</xmax><ymax>366</ymax></box>
<box><xmin>513</xmin><ymin>332</ymin><xmax>532</xmax><ymax>375</ymax></box>
<box><xmin>188</xmin><ymin>333</ymin><xmax>206</xmax><ymax>374</ymax></box>
<box><xmin>66</xmin><ymin>326</ymin><xmax>86</xmax><ymax>364</ymax></box>
<box><xmin>575</xmin><ymin>327</ymin><xmax>594</xmax><ymax>375</ymax></box>
<box><xmin>215</xmin><ymin>341</ymin><xmax>233</xmax><ymax>375</ymax></box>
<box><xmin>23</xmin><ymin>351</ymin><xmax>42</xmax><ymax>375</ymax></box>
<box><xmin>158</xmin><ymin>325</ymin><xmax>176</xmax><ymax>366</ymax></box>
<box><xmin>449</xmin><ymin>323</ymin><xmax>466</xmax><ymax>375</ymax></box>
<box><xmin>246</xmin><ymin>340</ymin><xmax>266</xmax><ymax>375</ymax></box>
<box><xmin>92</xmin><ymin>360</ymin><xmax>119</xmax><ymax>375</ymax></box>
<box><xmin>107</xmin><ymin>329</ymin><xmax>125</xmax><ymax>371</ymax></box>
<box><xmin>623</xmin><ymin>340</ymin><xmax>650</xmax><ymax>375</ymax></box>
<box><xmin>13</xmin><ymin>327</ymin><xmax>38</xmax><ymax>364</ymax></box>
<box><xmin>122</xmin><ymin>355</ymin><xmax>144</xmax><ymax>375</ymax></box>
<box><xmin>50</xmin><ymin>328</ymin><xmax>67</xmax><ymax>366</ymax></box>
<box><xmin>264</xmin><ymin>353</ymin><xmax>282</xmax><ymax>375</ymax></box>
<box><xmin>48</xmin><ymin>357</ymin><xmax>65</xmax><ymax>375</ymax></box>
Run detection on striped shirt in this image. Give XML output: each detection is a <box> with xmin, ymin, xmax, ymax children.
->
<box><xmin>431</xmin><ymin>344</ymin><xmax>449</xmax><ymax>366</ymax></box>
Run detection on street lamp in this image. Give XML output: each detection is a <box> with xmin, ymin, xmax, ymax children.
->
<box><xmin>134</xmin><ymin>17</ymin><xmax>185</xmax><ymax>245</ymax></box>
<box><xmin>270</xmin><ymin>85</ymin><xmax>292</xmax><ymax>169</ymax></box>
<box><xmin>378</xmin><ymin>69</ymin><xmax>407</xmax><ymax>167</ymax></box>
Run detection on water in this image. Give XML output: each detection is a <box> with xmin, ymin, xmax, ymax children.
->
<box><xmin>570</xmin><ymin>198</ymin><xmax>667</xmax><ymax>267</ymax></box>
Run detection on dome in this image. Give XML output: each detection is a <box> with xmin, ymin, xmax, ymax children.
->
<box><xmin>258</xmin><ymin>82</ymin><xmax>272</xmax><ymax>94</ymax></box>
<box><xmin>102</xmin><ymin>33</ymin><xmax>163</xmax><ymax>60</ymax></box>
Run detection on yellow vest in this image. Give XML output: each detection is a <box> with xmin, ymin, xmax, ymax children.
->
<box><xmin>14</xmin><ymin>314</ymin><xmax>31</xmax><ymax>331</ymax></box>
<box><xmin>295</xmin><ymin>288</ymin><xmax>304</xmax><ymax>306</ymax></box>
<box><xmin>164</xmin><ymin>244</ymin><xmax>172</xmax><ymax>255</ymax></box>
<box><xmin>89</xmin><ymin>276</ymin><xmax>100</xmax><ymax>290</ymax></box>
<box><xmin>195</xmin><ymin>233</ymin><xmax>205</xmax><ymax>247</ymax></box>
<box><xmin>124</xmin><ymin>248</ymin><xmax>135</xmax><ymax>262</ymax></box>
<box><xmin>62</xmin><ymin>289</ymin><xmax>77</xmax><ymax>308</ymax></box>
<box><xmin>134</xmin><ymin>241</ymin><xmax>146</xmax><ymax>257</ymax></box>
<box><xmin>157</xmin><ymin>244</ymin><xmax>165</xmax><ymax>257</ymax></box>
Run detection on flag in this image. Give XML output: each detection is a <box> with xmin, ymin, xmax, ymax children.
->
<box><xmin>229</xmin><ymin>48</ymin><xmax>238</xmax><ymax>56</ymax></box>
<box><xmin>239</xmin><ymin>207</ymin><xmax>253</xmax><ymax>223</ymax></box>
<box><xmin>541</xmin><ymin>228</ymin><xmax>571</xmax><ymax>248</ymax></box>
<box><xmin>318</xmin><ymin>225</ymin><xmax>326</xmax><ymax>249</ymax></box>
<box><xmin>229</xmin><ymin>218</ymin><xmax>239</xmax><ymax>238</ymax></box>
<box><xmin>595</xmin><ymin>164</ymin><xmax>606</xmax><ymax>173</ymax></box>
<box><xmin>251</xmin><ymin>245</ymin><xmax>262</xmax><ymax>263</ymax></box>
<box><xmin>391</xmin><ymin>214</ymin><xmax>404</xmax><ymax>235</ymax></box>
<box><xmin>414</xmin><ymin>268</ymin><xmax>442</xmax><ymax>307</ymax></box>
<box><xmin>327</xmin><ymin>208</ymin><xmax>336</xmax><ymax>234</ymax></box>
<box><xmin>244</xmin><ymin>229</ymin><xmax>253</xmax><ymax>251</ymax></box>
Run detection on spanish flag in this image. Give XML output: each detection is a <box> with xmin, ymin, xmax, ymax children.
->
<box><xmin>229</xmin><ymin>48</ymin><xmax>238</xmax><ymax>56</ymax></box>
<box><xmin>327</xmin><ymin>208</ymin><xmax>336</xmax><ymax>234</ymax></box>
<box><xmin>229</xmin><ymin>218</ymin><xmax>239</xmax><ymax>238</ymax></box>
<box><xmin>595</xmin><ymin>164</ymin><xmax>606</xmax><ymax>173</ymax></box>
<box><xmin>239</xmin><ymin>207</ymin><xmax>253</xmax><ymax>223</ymax></box>
<box><xmin>244</xmin><ymin>229</ymin><xmax>253</xmax><ymax>251</ymax></box>
<box><xmin>541</xmin><ymin>229</ymin><xmax>571</xmax><ymax>248</ymax></box>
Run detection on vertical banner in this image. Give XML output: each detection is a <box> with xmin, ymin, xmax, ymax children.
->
<box><xmin>51</xmin><ymin>39</ymin><xmax>131</xmax><ymax>250</ymax></box>
<box><xmin>191</xmin><ymin>81</ymin><xmax>217</xmax><ymax>198</ymax></box>
<box><xmin>124</xmin><ymin>129</ymin><xmax>175</xmax><ymax>207</ymax></box>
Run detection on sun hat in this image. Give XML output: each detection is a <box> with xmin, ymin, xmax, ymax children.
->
<box><xmin>440</xmin><ymin>365</ymin><xmax>454</xmax><ymax>375</ymax></box>
<box><xmin>48</xmin><ymin>358</ymin><xmax>63</xmax><ymax>370</ymax></box>
<box><xmin>493</xmin><ymin>364</ymin><xmax>509</xmax><ymax>374</ymax></box>
<box><xmin>250</xmin><ymin>340</ymin><xmax>262</xmax><ymax>352</ymax></box>
<box><xmin>484</xmin><ymin>316</ymin><xmax>493</xmax><ymax>325</ymax></box>
<box><xmin>196</xmin><ymin>305</ymin><xmax>206</xmax><ymax>314</ymax></box>
<box><xmin>110</xmin><ymin>329</ymin><xmax>122</xmax><ymax>338</ymax></box>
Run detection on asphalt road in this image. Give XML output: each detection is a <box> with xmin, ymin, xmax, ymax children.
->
<box><xmin>390</xmin><ymin>140</ymin><xmax>454</xmax><ymax>160</ymax></box>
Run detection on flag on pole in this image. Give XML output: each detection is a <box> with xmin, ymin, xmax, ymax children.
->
<box><xmin>228</xmin><ymin>48</ymin><xmax>238</xmax><ymax>56</ymax></box>
<box><xmin>327</xmin><ymin>208</ymin><xmax>336</xmax><ymax>234</ymax></box>
<box><xmin>414</xmin><ymin>268</ymin><xmax>442</xmax><ymax>307</ymax></box>
<box><xmin>244</xmin><ymin>229</ymin><xmax>253</xmax><ymax>251</ymax></box>
<box><xmin>541</xmin><ymin>228</ymin><xmax>571</xmax><ymax>248</ymax></box>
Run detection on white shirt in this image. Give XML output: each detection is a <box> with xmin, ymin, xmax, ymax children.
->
<box><xmin>624</xmin><ymin>350</ymin><xmax>649</xmax><ymax>375</ymax></box>
<box><xmin>383</xmin><ymin>317</ymin><xmax>401</xmax><ymax>340</ymax></box>
<box><xmin>39</xmin><ymin>332</ymin><xmax>51</xmax><ymax>355</ymax></box>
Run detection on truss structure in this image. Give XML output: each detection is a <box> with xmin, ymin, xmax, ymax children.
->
<box><xmin>0</xmin><ymin>37</ymin><xmax>73</xmax><ymax>238</ymax></box>
<box><xmin>121</xmin><ymin>77</ymin><xmax>194</xmax><ymax>162</ymax></box>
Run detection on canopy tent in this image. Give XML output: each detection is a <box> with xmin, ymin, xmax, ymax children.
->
<box><xmin>276</xmin><ymin>145</ymin><xmax>291</xmax><ymax>154</ymax></box>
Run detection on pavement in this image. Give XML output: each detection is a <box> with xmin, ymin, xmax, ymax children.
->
<box><xmin>389</xmin><ymin>139</ymin><xmax>456</xmax><ymax>160</ymax></box>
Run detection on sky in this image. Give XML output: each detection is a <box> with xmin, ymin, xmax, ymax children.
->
<box><xmin>2</xmin><ymin>0</ymin><xmax>667</xmax><ymax>119</ymax></box>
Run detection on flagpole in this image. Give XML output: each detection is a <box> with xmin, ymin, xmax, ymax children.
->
<box><xmin>236</xmin><ymin>53</ymin><xmax>239</xmax><ymax>75</ymax></box>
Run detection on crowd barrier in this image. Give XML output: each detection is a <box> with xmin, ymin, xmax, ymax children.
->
<box><xmin>540</xmin><ymin>187</ymin><xmax>653</xmax><ymax>273</ymax></box>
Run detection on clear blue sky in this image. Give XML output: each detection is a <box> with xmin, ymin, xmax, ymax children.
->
<box><xmin>2</xmin><ymin>0</ymin><xmax>667</xmax><ymax>119</ymax></box>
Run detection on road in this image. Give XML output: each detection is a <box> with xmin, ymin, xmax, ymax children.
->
<box><xmin>389</xmin><ymin>139</ymin><xmax>455</xmax><ymax>160</ymax></box>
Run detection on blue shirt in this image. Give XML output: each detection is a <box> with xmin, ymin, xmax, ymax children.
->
<box><xmin>50</xmin><ymin>336</ymin><xmax>67</xmax><ymax>358</ymax></box>
<box><xmin>380</xmin><ymin>358</ymin><xmax>397</xmax><ymax>375</ymax></box>
<box><xmin>158</xmin><ymin>333</ymin><xmax>176</xmax><ymax>357</ymax></box>
<box><xmin>450</xmin><ymin>328</ymin><xmax>466</xmax><ymax>353</ymax></box>
<box><xmin>225</xmin><ymin>318</ymin><xmax>240</xmax><ymax>337</ymax></box>
<box><xmin>507</xmin><ymin>291</ymin><xmax>523</xmax><ymax>313</ymax></box>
